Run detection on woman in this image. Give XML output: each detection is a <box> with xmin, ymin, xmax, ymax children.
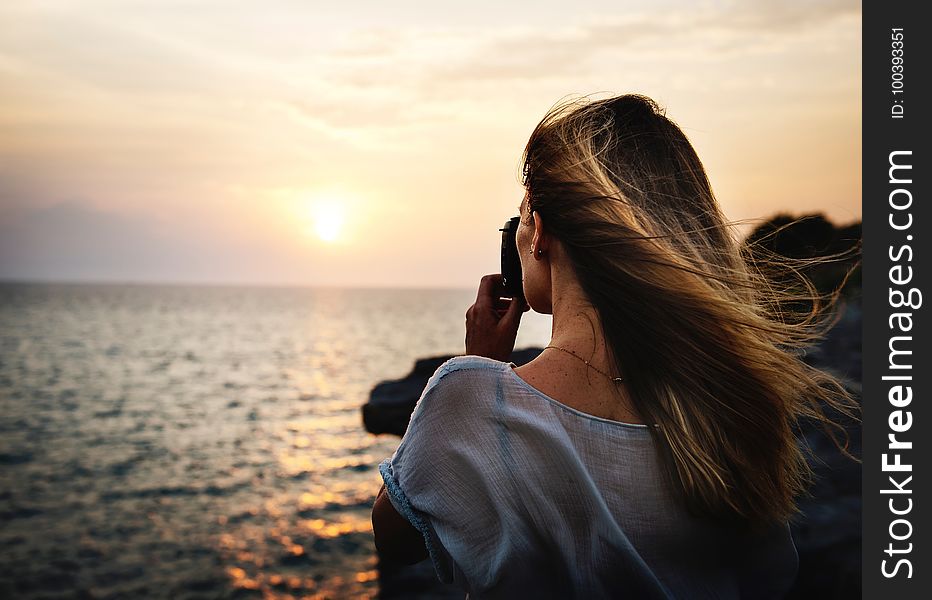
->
<box><xmin>371</xmin><ymin>94</ymin><xmax>857</xmax><ymax>598</ymax></box>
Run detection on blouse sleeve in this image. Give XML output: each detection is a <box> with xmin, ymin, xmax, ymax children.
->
<box><xmin>378</xmin><ymin>358</ymin><xmax>517</xmax><ymax>588</ymax></box>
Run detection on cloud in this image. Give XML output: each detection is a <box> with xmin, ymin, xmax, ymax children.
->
<box><xmin>1</xmin><ymin>0</ymin><xmax>860</xmax><ymax>148</ymax></box>
<box><xmin>0</xmin><ymin>12</ymin><xmax>232</xmax><ymax>96</ymax></box>
<box><xmin>280</xmin><ymin>0</ymin><xmax>860</xmax><ymax>143</ymax></box>
<box><xmin>317</xmin><ymin>0</ymin><xmax>860</xmax><ymax>91</ymax></box>
<box><xmin>0</xmin><ymin>1</ymin><xmax>861</xmax><ymax>286</ymax></box>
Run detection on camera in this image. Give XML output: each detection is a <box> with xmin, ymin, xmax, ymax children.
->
<box><xmin>499</xmin><ymin>216</ymin><xmax>524</xmax><ymax>298</ymax></box>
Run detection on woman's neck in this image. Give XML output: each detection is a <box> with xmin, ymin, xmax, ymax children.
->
<box><xmin>547</xmin><ymin>265</ymin><xmax>615</xmax><ymax>372</ymax></box>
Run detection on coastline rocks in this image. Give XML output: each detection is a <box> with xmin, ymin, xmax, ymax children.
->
<box><xmin>362</xmin><ymin>348</ymin><xmax>543</xmax><ymax>436</ymax></box>
<box><xmin>789</xmin><ymin>300</ymin><xmax>862</xmax><ymax>599</ymax></box>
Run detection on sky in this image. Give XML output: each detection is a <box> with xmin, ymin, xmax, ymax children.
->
<box><xmin>0</xmin><ymin>0</ymin><xmax>862</xmax><ymax>288</ymax></box>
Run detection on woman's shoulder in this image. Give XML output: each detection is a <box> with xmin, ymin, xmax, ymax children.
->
<box><xmin>425</xmin><ymin>355</ymin><xmax>513</xmax><ymax>390</ymax></box>
<box><xmin>435</xmin><ymin>354</ymin><xmax>512</xmax><ymax>378</ymax></box>
<box><xmin>416</xmin><ymin>355</ymin><xmax>511</xmax><ymax>412</ymax></box>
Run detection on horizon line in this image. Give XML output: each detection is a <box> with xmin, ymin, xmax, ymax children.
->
<box><xmin>0</xmin><ymin>277</ymin><xmax>476</xmax><ymax>292</ymax></box>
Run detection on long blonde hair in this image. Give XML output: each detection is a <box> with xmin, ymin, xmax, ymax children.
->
<box><xmin>522</xmin><ymin>94</ymin><xmax>859</xmax><ymax>526</ymax></box>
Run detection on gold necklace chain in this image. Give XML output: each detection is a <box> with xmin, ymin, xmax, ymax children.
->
<box><xmin>543</xmin><ymin>345</ymin><xmax>624</xmax><ymax>383</ymax></box>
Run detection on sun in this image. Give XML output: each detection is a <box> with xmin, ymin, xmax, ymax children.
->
<box><xmin>296</xmin><ymin>190</ymin><xmax>354</xmax><ymax>244</ymax></box>
<box><xmin>309</xmin><ymin>201</ymin><xmax>345</xmax><ymax>243</ymax></box>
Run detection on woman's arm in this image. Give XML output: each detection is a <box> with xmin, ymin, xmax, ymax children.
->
<box><xmin>372</xmin><ymin>274</ymin><xmax>522</xmax><ymax>567</ymax></box>
<box><xmin>371</xmin><ymin>483</ymin><xmax>428</xmax><ymax>565</ymax></box>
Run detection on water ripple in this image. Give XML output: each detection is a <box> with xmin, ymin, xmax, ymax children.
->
<box><xmin>0</xmin><ymin>282</ymin><xmax>552</xmax><ymax>598</ymax></box>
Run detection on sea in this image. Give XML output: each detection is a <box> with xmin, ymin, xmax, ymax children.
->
<box><xmin>0</xmin><ymin>282</ymin><xmax>553</xmax><ymax>599</ymax></box>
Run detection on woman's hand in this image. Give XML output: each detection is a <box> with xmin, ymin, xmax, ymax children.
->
<box><xmin>465</xmin><ymin>274</ymin><xmax>529</xmax><ymax>361</ymax></box>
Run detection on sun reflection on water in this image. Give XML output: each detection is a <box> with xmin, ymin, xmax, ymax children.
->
<box><xmin>218</xmin><ymin>498</ymin><xmax>381</xmax><ymax>598</ymax></box>
<box><xmin>213</xmin><ymin>411</ymin><xmax>388</xmax><ymax>599</ymax></box>
<box><xmin>0</xmin><ymin>286</ymin><xmax>520</xmax><ymax>598</ymax></box>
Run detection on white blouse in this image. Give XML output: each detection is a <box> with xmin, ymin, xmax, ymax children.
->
<box><xmin>379</xmin><ymin>355</ymin><xmax>798</xmax><ymax>599</ymax></box>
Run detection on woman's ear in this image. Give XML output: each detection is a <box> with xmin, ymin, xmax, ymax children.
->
<box><xmin>532</xmin><ymin>211</ymin><xmax>548</xmax><ymax>255</ymax></box>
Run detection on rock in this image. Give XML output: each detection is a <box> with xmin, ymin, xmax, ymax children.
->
<box><xmin>788</xmin><ymin>299</ymin><xmax>862</xmax><ymax>599</ymax></box>
<box><xmin>362</xmin><ymin>348</ymin><xmax>543</xmax><ymax>436</ymax></box>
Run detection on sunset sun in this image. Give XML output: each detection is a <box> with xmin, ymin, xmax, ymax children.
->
<box><xmin>306</xmin><ymin>200</ymin><xmax>346</xmax><ymax>243</ymax></box>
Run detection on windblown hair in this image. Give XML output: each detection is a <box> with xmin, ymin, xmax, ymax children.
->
<box><xmin>521</xmin><ymin>94</ymin><xmax>860</xmax><ymax>527</ymax></box>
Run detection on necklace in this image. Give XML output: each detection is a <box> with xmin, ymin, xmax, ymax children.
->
<box><xmin>543</xmin><ymin>345</ymin><xmax>624</xmax><ymax>383</ymax></box>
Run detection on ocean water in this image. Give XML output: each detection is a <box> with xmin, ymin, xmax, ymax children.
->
<box><xmin>0</xmin><ymin>283</ymin><xmax>552</xmax><ymax>599</ymax></box>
